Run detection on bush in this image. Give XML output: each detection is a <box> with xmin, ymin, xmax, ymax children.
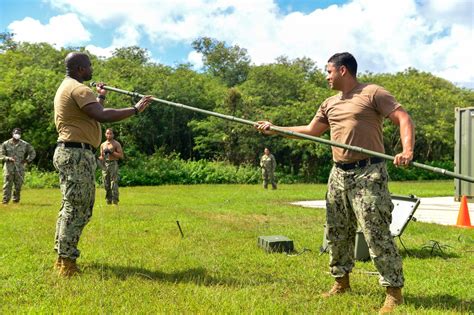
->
<box><xmin>99</xmin><ymin>157</ymin><xmax>461</xmax><ymax>186</ymax></box>
<box><xmin>23</xmin><ymin>167</ymin><xmax>58</xmax><ymax>189</ymax></box>
<box><xmin>0</xmin><ymin>157</ymin><xmax>454</xmax><ymax>188</ymax></box>
<box><xmin>387</xmin><ymin>160</ymin><xmax>455</xmax><ymax>181</ymax></box>
<box><xmin>119</xmin><ymin>153</ymin><xmax>260</xmax><ymax>186</ymax></box>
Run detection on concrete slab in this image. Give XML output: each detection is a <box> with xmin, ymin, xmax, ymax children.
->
<box><xmin>291</xmin><ymin>197</ymin><xmax>473</xmax><ymax>226</ymax></box>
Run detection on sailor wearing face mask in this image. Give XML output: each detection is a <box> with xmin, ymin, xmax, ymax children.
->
<box><xmin>0</xmin><ymin>128</ymin><xmax>36</xmax><ymax>204</ymax></box>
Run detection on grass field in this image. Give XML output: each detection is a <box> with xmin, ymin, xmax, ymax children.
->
<box><xmin>1</xmin><ymin>181</ymin><xmax>473</xmax><ymax>314</ymax></box>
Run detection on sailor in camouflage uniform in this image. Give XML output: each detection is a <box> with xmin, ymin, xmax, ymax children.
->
<box><xmin>256</xmin><ymin>52</ymin><xmax>415</xmax><ymax>313</ymax></box>
<box><xmin>260</xmin><ymin>148</ymin><xmax>277</xmax><ymax>189</ymax></box>
<box><xmin>53</xmin><ymin>52</ymin><xmax>152</xmax><ymax>276</ymax></box>
<box><xmin>99</xmin><ymin>128</ymin><xmax>123</xmax><ymax>205</ymax></box>
<box><xmin>0</xmin><ymin>128</ymin><xmax>36</xmax><ymax>204</ymax></box>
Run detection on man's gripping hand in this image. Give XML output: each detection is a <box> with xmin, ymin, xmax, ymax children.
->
<box><xmin>134</xmin><ymin>95</ymin><xmax>153</xmax><ymax>113</ymax></box>
<box><xmin>393</xmin><ymin>150</ymin><xmax>413</xmax><ymax>167</ymax></box>
<box><xmin>255</xmin><ymin>120</ymin><xmax>277</xmax><ymax>136</ymax></box>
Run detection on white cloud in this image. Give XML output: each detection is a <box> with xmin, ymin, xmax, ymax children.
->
<box><xmin>8</xmin><ymin>0</ymin><xmax>474</xmax><ymax>86</ymax></box>
<box><xmin>84</xmin><ymin>23</ymin><xmax>142</xmax><ymax>59</ymax></box>
<box><xmin>111</xmin><ymin>22</ymin><xmax>141</xmax><ymax>47</ymax></box>
<box><xmin>8</xmin><ymin>13</ymin><xmax>90</xmax><ymax>47</ymax></box>
<box><xmin>85</xmin><ymin>44</ymin><xmax>114</xmax><ymax>58</ymax></box>
<box><xmin>187</xmin><ymin>51</ymin><xmax>204</xmax><ymax>70</ymax></box>
<box><xmin>419</xmin><ymin>0</ymin><xmax>473</xmax><ymax>27</ymax></box>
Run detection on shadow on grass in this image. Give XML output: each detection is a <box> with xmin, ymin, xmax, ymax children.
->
<box><xmin>87</xmin><ymin>263</ymin><xmax>242</xmax><ymax>286</ymax></box>
<box><xmin>4</xmin><ymin>202</ymin><xmax>54</xmax><ymax>207</ymax></box>
<box><xmin>406</xmin><ymin>293</ymin><xmax>473</xmax><ymax>313</ymax></box>
<box><xmin>121</xmin><ymin>204</ymin><xmax>164</xmax><ymax>207</ymax></box>
<box><xmin>400</xmin><ymin>247</ymin><xmax>460</xmax><ymax>259</ymax></box>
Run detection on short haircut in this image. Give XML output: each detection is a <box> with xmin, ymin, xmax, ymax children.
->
<box><xmin>65</xmin><ymin>52</ymin><xmax>90</xmax><ymax>71</ymax></box>
<box><xmin>328</xmin><ymin>52</ymin><xmax>358</xmax><ymax>76</ymax></box>
<box><xmin>12</xmin><ymin>128</ymin><xmax>21</xmax><ymax>134</ymax></box>
<box><xmin>105</xmin><ymin>128</ymin><xmax>115</xmax><ymax>137</ymax></box>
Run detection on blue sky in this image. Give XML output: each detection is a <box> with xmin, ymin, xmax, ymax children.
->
<box><xmin>1</xmin><ymin>0</ymin><xmax>473</xmax><ymax>87</ymax></box>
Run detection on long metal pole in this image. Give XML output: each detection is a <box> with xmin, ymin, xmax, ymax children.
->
<box><xmin>91</xmin><ymin>82</ymin><xmax>474</xmax><ymax>183</ymax></box>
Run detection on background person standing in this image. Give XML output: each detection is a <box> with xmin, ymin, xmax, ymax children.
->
<box><xmin>0</xmin><ymin>128</ymin><xmax>36</xmax><ymax>204</ymax></box>
<box><xmin>260</xmin><ymin>147</ymin><xmax>277</xmax><ymax>189</ymax></box>
<box><xmin>99</xmin><ymin>128</ymin><xmax>123</xmax><ymax>205</ymax></box>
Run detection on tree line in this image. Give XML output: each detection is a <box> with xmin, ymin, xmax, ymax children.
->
<box><xmin>1</xmin><ymin>33</ymin><xmax>472</xmax><ymax>182</ymax></box>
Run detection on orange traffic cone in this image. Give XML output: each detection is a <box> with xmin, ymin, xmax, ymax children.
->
<box><xmin>456</xmin><ymin>196</ymin><xmax>473</xmax><ymax>228</ymax></box>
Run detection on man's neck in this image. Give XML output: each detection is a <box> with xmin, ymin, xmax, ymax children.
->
<box><xmin>66</xmin><ymin>73</ymin><xmax>83</xmax><ymax>83</ymax></box>
<box><xmin>340</xmin><ymin>79</ymin><xmax>359</xmax><ymax>95</ymax></box>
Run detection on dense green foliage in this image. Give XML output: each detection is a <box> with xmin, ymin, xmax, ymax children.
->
<box><xmin>1</xmin><ymin>35</ymin><xmax>472</xmax><ymax>184</ymax></box>
<box><xmin>119</xmin><ymin>152</ymin><xmax>260</xmax><ymax>186</ymax></box>
<box><xmin>1</xmin><ymin>183</ymin><xmax>472</xmax><ymax>313</ymax></box>
<box><xmin>8</xmin><ymin>157</ymin><xmax>456</xmax><ymax>190</ymax></box>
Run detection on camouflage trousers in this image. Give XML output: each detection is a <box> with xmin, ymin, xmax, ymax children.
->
<box><xmin>102</xmin><ymin>160</ymin><xmax>119</xmax><ymax>203</ymax></box>
<box><xmin>53</xmin><ymin>146</ymin><xmax>96</xmax><ymax>260</ymax></box>
<box><xmin>325</xmin><ymin>162</ymin><xmax>404</xmax><ymax>287</ymax></box>
<box><xmin>262</xmin><ymin>169</ymin><xmax>277</xmax><ymax>189</ymax></box>
<box><xmin>2</xmin><ymin>168</ymin><xmax>24</xmax><ymax>203</ymax></box>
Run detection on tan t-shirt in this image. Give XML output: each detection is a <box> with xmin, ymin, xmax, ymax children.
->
<box><xmin>314</xmin><ymin>83</ymin><xmax>400</xmax><ymax>163</ymax></box>
<box><xmin>54</xmin><ymin>77</ymin><xmax>101</xmax><ymax>148</ymax></box>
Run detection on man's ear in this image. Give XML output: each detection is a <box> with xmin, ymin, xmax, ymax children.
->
<box><xmin>339</xmin><ymin>65</ymin><xmax>347</xmax><ymax>76</ymax></box>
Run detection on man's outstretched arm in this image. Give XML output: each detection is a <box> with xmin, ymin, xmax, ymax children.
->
<box><xmin>388</xmin><ymin>107</ymin><xmax>415</xmax><ymax>166</ymax></box>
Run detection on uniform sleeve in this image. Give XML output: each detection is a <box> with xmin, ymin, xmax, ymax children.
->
<box><xmin>271</xmin><ymin>155</ymin><xmax>276</xmax><ymax>171</ymax></box>
<box><xmin>0</xmin><ymin>142</ymin><xmax>7</xmax><ymax>163</ymax></box>
<box><xmin>26</xmin><ymin>143</ymin><xmax>36</xmax><ymax>163</ymax></box>
<box><xmin>314</xmin><ymin>101</ymin><xmax>329</xmax><ymax>125</ymax></box>
<box><xmin>373</xmin><ymin>86</ymin><xmax>401</xmax><ymax>117</ymax></box>
<box><xmin>71</xmin><ymin>85</ymin><xmax>98</xmax><ymax>109</ymax></box>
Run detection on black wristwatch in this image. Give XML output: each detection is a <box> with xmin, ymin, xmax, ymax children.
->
<box><xmin>98</xmin><ymin>95</ymin><xmax>106</xmax><ymax>100</ymax></box>
<box><xmin>133</xmin><ymin>106</ymin><xmax>139</xmax><ymax>115</ymax></box>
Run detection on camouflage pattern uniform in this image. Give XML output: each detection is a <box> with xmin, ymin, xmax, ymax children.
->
<box><xmin>0</xmin><ymin>139</ymin><xmax>36</xmax><ymax>203</ymax></box>
<box><xmin>102</xmin><ymin>158</ymin><xmax>119</xmax><ymax>204</ymax></box>
<box><xmin>325</xmin><ymin>162</ymin><xmax>404</xmax><ymax>287</ymax></box>
<box><xmin>260</xmin><ymin>154</ymin><xmax>277</xmax><ymax>189</ymax></box>
<box><xmin>53</xmin><ymin>145</ymin><xmax>96</xmax><ymax>259</ymax></box>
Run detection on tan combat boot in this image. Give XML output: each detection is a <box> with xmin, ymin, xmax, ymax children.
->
<box><xmin>58</xmin><ymin>257</ymin><xmax>80</xmax><ymax>277</ymax></box>
<box><xmin>321</xmin><ymin>274</ymin><xmax>351</xmax><ymax>298</ymax></box>
<box><xmin>379</xmin><ymin>287</ymin><xmax>403</xmax><ymax>314</ymax></box>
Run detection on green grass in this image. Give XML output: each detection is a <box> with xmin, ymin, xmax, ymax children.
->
<box><xmin>1</xmin><ymin>181</ymin><xmax>472</xmax><ymax>314</ymax></box>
